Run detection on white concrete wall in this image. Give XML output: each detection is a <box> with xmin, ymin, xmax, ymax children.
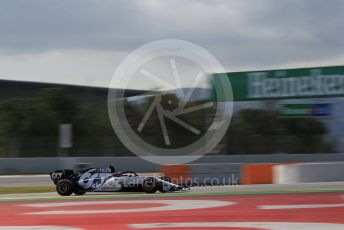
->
<box><xmin>1</xmin><ymin>153</ymin><xmax>344</xmax><ymax>174</ymax></box>
<box><xmin>274</xmin><ymin>162</ymin><xmax>344</xmax><ymax>184</ymax></box>
<box><xmin>0</xmin><ymin>157</ymin><xmax>158</xmax><ymax>174</ymax></box>
<box><xmin>189</xmin><ymin>163</ymin><xmax>241</xmax><ymax>185</ymax></box>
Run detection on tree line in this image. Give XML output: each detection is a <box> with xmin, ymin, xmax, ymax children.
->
<box><xmin>0</xmin><ymin>88</ymin><xmax>336</xmax><ymax>157</ymax></box>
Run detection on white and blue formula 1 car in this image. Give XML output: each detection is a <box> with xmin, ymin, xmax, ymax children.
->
<box><xmin>50</xmin><ymin>166</ymin><xmax>189</xmax><ymax>196</ymax></box>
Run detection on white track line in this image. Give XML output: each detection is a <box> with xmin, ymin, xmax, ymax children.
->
<box><xmin>23</xmin><ymin>199</ymin><xmax>233</xmax><ymax>215</ymax></box>
<box><xmin>129</xmin><ymin>222</ymin><xmax>344</xmax><ymax>229</ymax></box>
<box><xmin>259</xmin><ymin>204</ymin><xmax>344</xmax><ymax>210</ymax></box>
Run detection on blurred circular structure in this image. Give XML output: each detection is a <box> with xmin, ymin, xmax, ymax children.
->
<box><xmin>108</xmin><ymin>39</ymin><xmax>233</xmax><ymax>165</ymax></box>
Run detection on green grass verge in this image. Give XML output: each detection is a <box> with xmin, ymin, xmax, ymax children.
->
<box><xmin>0</xmin><ymin>186</ymin><xmax>55</xmax><ymax>194</ymax></box>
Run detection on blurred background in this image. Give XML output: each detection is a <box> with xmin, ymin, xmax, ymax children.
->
<box><xmin>0</xmin><ymin>0</ymin><xmax>343</xmax><ymax>172</ymax></box>
<box><xmin>0</xmin><ymin>2</ymin><xmax>344</xmax><ymax>229</ymax></box>
<box><xmin>0</xmin><ymin>69</ymin><xmax>340</xmax><ymax>158</ymax></box>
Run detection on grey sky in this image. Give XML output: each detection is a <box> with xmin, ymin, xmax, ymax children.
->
<box><xmin>0</xmin><ymin>0</ymin><xmax>343</xmax><ymax>88</ymax></box>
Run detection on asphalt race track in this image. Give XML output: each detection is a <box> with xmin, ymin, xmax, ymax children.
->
<box><xmin>0</xmin><ymin>184</ymin><xmax>344</xmax><ymax>230</ymax></box>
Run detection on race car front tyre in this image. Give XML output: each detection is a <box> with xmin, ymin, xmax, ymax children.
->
<box><xmin>56</xmin><ymin>179</ymin><xmax>74</xmax><ymax>196</ymax></box>
<box><xmin>158</xmin><ymin>184</ymin><xmax>169</xmax><ymax>193</ymax></box>
<box><xmin>158</xmin><ymin>176</ymin><xmax>172</xmax><ymax>193</ymax></box>
<box><xmin>142</xmin><ymin>177</ymin><xmax>157</xmax><ymax>193</ymax></box>
<box><xmin>73</xmin><ymin>191</ymin><xmax>86</xmax><ymax>196</ymax></box>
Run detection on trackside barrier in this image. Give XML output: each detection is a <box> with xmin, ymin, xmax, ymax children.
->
<box><xmin>1</xmin><ymin>153</ymin><xmax>344</xmax><ymax>174</ymax></box>
<box><xmin>161</xmin><ymin>163</ymin><xmax>241</xmax><ymax>185</ymax></box>
<box><xmin>241</xmin><ymin>163</ymin><xmax>277</xmax><ymax>184</ymax></box>
<box><xmin>160</xmin><ymin>164</ymin><xmax>191</xmax><ymax>184</ymax></box>
<box><xmin>273</xmin><ymin>162</ymin><xmax>344</xmax><ymax>184</ymax></box>
<box><xmin>241</xmin><ymin>163</ymin><xmax>297</xmax><ymax>184</ymax></box>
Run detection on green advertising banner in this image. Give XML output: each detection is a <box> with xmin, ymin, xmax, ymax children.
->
<box><xmin>281</xmin><ymin>104</ymin><xmax>313</xmax><ymax>117</ymax></box>
<box><xmin>212</xmin><ymin>65</ymin><xmax>344</xmax><ymax>101</ymax></box>
<box><xmin>280</xmin><ymin>103</ymin><xmax>332</xmax><ymax>117</ymax></box>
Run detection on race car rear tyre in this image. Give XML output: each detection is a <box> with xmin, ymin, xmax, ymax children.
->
<box><xmin>56</xmin><ymin>179</ymin><xmax>74</xmax><ymax>196</ymax></box>
<box><xmin>73</xmin><ymin>191</ymin><xmax>86</xmax><ymax>196</ymax></box>
<box><xmin>143</xmin><ymin>177</ymin><xmax>157</xmax><ymax>193</ymax></box>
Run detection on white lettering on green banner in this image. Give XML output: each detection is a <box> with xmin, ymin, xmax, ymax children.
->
<box><xmin>212</xmin><ymin>66</ymin><xmax>344</xmax><ymax>101</ymax></box>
